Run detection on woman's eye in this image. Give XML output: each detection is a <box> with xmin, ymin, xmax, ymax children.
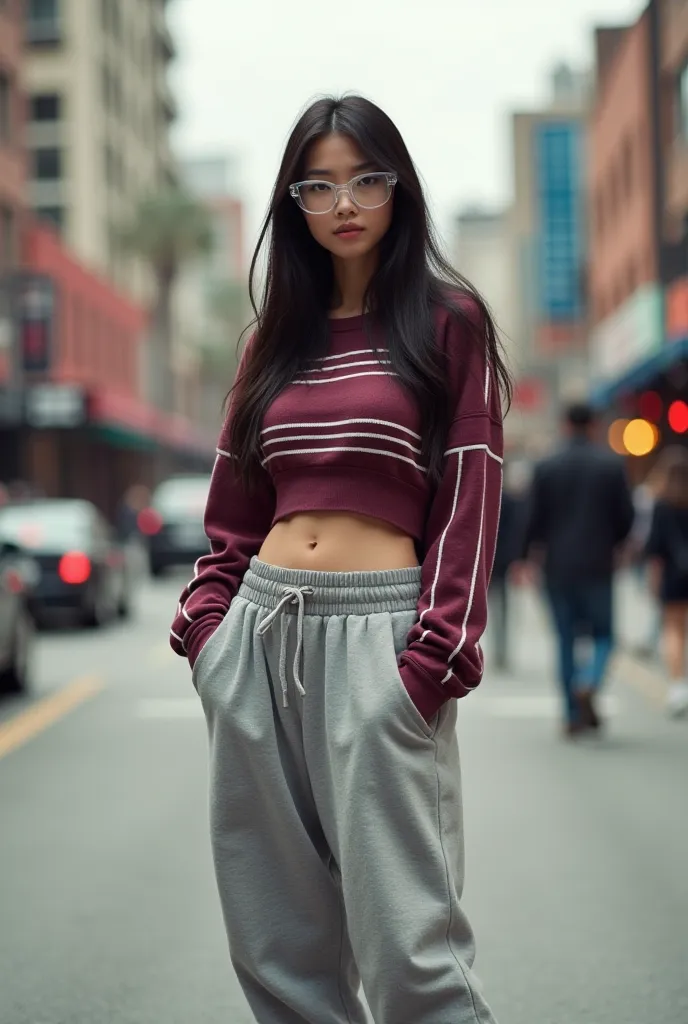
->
<box><xmin>306</xmin><ymin>182</ymin><xmax>331</xmax><ymax>193</ymax></box>
<box><xmin>357</xmin><ymin>175</ymin><xmax>378</xmax><ymax>188</ymax></box>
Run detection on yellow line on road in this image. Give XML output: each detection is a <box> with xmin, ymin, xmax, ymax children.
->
<box><xmin>0</xmin><ymin>675</ymin><xmax>104</xmax><ymax>761</ymax></box>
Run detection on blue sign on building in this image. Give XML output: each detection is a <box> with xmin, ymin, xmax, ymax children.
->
<box><xmin>534</xmin><ymin>122</ymin><xmax>583</xmax><ymax>322</ymax></box>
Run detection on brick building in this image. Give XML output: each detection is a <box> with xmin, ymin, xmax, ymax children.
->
<box><xmin>589</xmin><ymin>0</ymin><xmax>688</xmax><ymax>459</ymax></box>
<box><xmin>0</xmin><ymin>223</ymin><xmax>215</xmax><ymax>518</ymax></box>
<box><xmin>0</xmin><ymin>0</ymin><xmax>26</xmax><ymax>382</ymax></box>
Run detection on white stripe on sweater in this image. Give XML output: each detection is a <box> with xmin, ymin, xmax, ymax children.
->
<box><xmin>304</xmin><ymin>360</ymin><xmax>391</xmax><ymax>373</ymax></box>
<box><xmin>262</xmin><ymin>418</ymin><xmax>421</xmax><ymax>440</ymax></box>
<box><xmin>293</xmin><ymin>371</ymin><xmax>398</xmax><ymax>385</ymax></box>
<box><xmin>442</xmin><ymin>450</ymin><xmax>489</xmax><ymax>682</ymax></box>
<box><xmin>311</xmin><ymin>349</ymin><xmax>376</xmax><ymax>362</ymax></box>
<box><xmin>261</xmin><ymin>446</ymin><xmax>427</xmax><ymax>472</ymax></box>
<box><xmin>419</xmin><ymin>450</ymin><xmax>464</xmax><ymax>633</ymax></box>
<box><xmin>263</xmin><ymin>431</ymin><xmax>422</xmax><ymax>455</ymax></box>
<box><xmin>445</xmin><ymin>443</ymin><xmax>502</xmax><ymax>464</ymax></box>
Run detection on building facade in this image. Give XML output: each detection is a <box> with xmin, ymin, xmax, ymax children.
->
<box><xmin>663</xmin><ymin>0</ymin><xmax>688</xmax><ymax>356</ymax></box>
<box><xmin>452</xmin><ymin>206</ymin><xmax>529</xmax><ymax>445</ymax></box>
<box><xmin>0</xmin><ymin>222</ymin><xmax>215</xmax><ymax>516</ymax></box>
<box><xmin>24</xmin><ymin>0</ymin><xmax>176</xmax><ymax>298</ymax></box>
<box><xmin>588</xmin><ymin>12</ymin><xmax>664</xmax><ymax>392</ymax></box>
<box><xmin>177</xmin><ymin>155</ymin><xmax>247</xmax><ymax>435</ymax></box>
<box><xmin>506</xmin><ymin>65</ymin><xmax>591</xmax><ymax>450</ymax></box>
<box><xmin>588</xmin><ymin>1</ymin><xmax>688</xmax><ymax>464</ymax></box>
<box><xmin>0</xmin><ymin>0</ymin><xmax>27</xmax><ymax>382</ymax></box>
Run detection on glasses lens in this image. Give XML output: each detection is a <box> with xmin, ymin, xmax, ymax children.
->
<box><xmin>297</xmin><ymin>182</ymin><xmax>335</xmax><ymax>213</ymax></box>
<box><xmin>351</xmin><ymin>173</ymin><xmax>391</xmax><ymax>209</ymax></box>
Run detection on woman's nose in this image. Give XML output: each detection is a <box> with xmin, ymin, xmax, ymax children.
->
<box><xmin>334</xmin><ymin>187</ymin><xmax>357</xmax><ymax>214</ymax></box>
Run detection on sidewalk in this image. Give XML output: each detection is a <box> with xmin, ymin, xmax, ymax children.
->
<box><xmin>483</xmin><ymin>571</ymin><xmax>669</xmax><ymax>709</ymax></box>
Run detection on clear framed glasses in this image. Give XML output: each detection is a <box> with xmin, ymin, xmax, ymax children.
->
<box><xmin>289</xmin><ymin>171</ymin><xmax>398</xmax><ymax>214</ymax></box>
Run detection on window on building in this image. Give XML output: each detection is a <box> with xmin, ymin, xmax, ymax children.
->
<box><xmin>33</xmin><ymin>146</ymin><xmax>62</xmax><ymax>180</ymax></box>
<box><xmin>27</xmin><ymin>0</ymin><xmax>61</xmax><ymax>43</ymax></box>
<box><xmin>31</xmin><ymin>92</ymin><xmax>61</xmax><ymax>122</ymax></box>
<box><xmin>0</xmin><ymin>205</ymin><xmax>15</xmax><ymax>269</ymax></box>
<box><xmin>0</xmin><ymin>72</ymin><xmax>11</xmax><ymax>144</ymax></box>
<box><xmin>679</xmin><ymin>63</ymin><xmax>688</xmax><ymax>142</ymax></box>
<box><xmin>36</xmin><ymin>206</ymin><xmax>64</xmax><ymax>231</ymax></box>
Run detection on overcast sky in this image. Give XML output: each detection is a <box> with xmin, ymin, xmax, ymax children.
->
<box><xmin>169</xmin><ymin>0</ymin><xmax>644</xmax><ymax>254</ymax></box>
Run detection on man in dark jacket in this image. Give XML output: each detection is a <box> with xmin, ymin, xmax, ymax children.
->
<box><xmin>520</xmin><ymin>402</ymin><xmax>634</xmax><ymax>736</ymax></box>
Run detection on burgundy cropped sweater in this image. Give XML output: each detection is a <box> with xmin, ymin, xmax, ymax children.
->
<box><xmin>170</xmin><ymin>298</ymin><xmax>504</xmax><ymax>722</ymax></box>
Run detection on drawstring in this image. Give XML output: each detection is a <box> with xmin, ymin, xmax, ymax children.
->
<box><xmin>256</xmin><ymin>585</ymin><xmax>314</xmax><ymax>707</ymax></box>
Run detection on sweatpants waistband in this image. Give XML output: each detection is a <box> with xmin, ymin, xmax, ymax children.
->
<box><xmin>238</xmin><ymin>557</ymin><xmax>421</xmax><ymax>616</ymax></box>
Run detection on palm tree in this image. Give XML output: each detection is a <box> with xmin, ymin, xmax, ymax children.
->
<box><xmin>117</xmin><ymin>188</ymin><xmax>213</xmax><ymax>412</ymax></box>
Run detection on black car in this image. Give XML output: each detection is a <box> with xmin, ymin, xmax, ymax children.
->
<box><xmin>141</xmin><ymin>475</ymin><xmax>210</xmax><ymax>577</ymax></box>
<box><xmin>0</xmin><ymin>538</ymin><xmax>37</xmax><ymax>695</ymax></box>
<box><xmin>0</xmin><ymin>500</ymin><xmax>132</xmax><ymax>628</ymax></box>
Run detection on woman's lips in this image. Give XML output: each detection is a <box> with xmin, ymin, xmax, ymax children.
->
<box><xmin>334</xmin><ymin>226</ymin><xmax>364</xmax><ymax>239</ymax></box>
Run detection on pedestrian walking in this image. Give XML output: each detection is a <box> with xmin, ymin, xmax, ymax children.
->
<box><xmin>519</xmin><ymin>402</ymin><xmax>634</xmax><ymax>737</ymax></box>
<box><xmin>169</xmin><ymin>95</ymin><xmax>509</xmax><ymax>1024</ymax></box>
<box><xmin>644</xmin><ymin>446</ymin><xmax>688</xmax><ymax>717</ymax></box>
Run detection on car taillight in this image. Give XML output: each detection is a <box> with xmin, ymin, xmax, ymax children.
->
<box><xmin>137</xmin><ymin>507</ymin><xmax>163</xmax><ymax>536</ymax></box>
<box><xmin>58</xmin><ymin>551</ymin><xmax>91</xmax><ymax>585</ymax></box>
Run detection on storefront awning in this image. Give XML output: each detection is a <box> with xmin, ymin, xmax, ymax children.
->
<box><xmin>88</xmin><ymin>388</ymin><xmax>217</xmax><ymax>459</ymax></box>
<box><xmin>591</xmin><ymin>335</ymin><xmax>688</xmax><ymax>409</ymax></box>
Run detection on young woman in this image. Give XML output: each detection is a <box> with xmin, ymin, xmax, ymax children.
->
<box><xmin>170</xmin><ymin>95</ymin><xmax>509</xmax><ymax>1024</ymax></box>
<box><xmin>645</xmin><ymin>446</ymin><xmax>688</xmax><ymax>717</ymax></box>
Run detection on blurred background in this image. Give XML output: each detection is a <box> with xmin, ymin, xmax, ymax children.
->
<box><xmin>1</xmin><ymin>0</ymin><xmax>687</xmax><ymax>503</ymax></box>
<box><xmin>0</xmin><ymin>2</ymin><xmax>687</xmax><ymax>1023</ymax></box>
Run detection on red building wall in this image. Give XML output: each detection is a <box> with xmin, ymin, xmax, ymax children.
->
<box><xmin>589</xmin><ymin>14</ymin><xmax>658</xmax><ymax>327</ymax></box>
<box><xmin>21</xmin><ymin>222</ymin><xmax>145</xmax><ymax>399</ymax></box>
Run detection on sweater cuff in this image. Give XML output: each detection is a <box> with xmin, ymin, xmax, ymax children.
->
<box><xmin>185</xmin><ymin>617</ymin><xmax>222</xmax><ymax>669</ymax></box>
<box><xmin>398</xmin><ymin>659</ymin><xmax>453</xmax><ymax>723</ymax></box>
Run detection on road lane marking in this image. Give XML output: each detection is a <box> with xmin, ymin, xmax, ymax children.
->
<box><xmin>0</xmin><ymin>675</ymin><xmax>104</xmax><ymax>761</ymax></box>
<box><xmin>136</xmin><ymin>698</ymin><xmax>203</xmax><ymax>719</ymax></box>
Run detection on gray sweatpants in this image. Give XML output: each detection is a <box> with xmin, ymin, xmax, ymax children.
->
<box><xmin>193</xmin><ymin>557</ymin><xmax>497</xmax><ymax>1024</ymax></box>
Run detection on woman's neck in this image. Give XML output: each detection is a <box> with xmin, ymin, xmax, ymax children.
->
<box><xmin>330</xmin><ymin>250</ymin><xmax>378</xmax><ymax>318</ymax></box>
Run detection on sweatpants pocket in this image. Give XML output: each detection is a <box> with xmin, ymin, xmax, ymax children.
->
<box><xmin>385</xmin><ymin>613</ymin><xmax>436</xmax><ymax>739</ymax></box>
<box><xmin>191</xmin><ymin>605</ymin><xmax>235</xmax><ymax>694</ymax></box>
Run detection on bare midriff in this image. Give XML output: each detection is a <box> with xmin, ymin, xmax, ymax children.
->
<box><xmin>257</xmin><ymin>511</ymin><xmax>419</xmax><ymax>572</ymax></box>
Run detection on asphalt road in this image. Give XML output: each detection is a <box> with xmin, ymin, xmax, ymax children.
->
<box><xmin>0</xmin><ymin>574</ymin><xmax>687</xmax><ymax>1024</ymax></box>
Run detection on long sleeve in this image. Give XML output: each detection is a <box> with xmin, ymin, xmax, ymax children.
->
<box><xmin>399</xmin><ymin>306</ymin><xmax>504</xmax><ymax>722</ymax></box>
<box><xmin>169</xmin><ymin>393</ymin><xmax>276</xmax><ymax>669</ymax></box>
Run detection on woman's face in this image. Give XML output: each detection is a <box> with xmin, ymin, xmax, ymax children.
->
<box><xmin>297</xmin><ymin>133</ymin><xmax>394</xmax><ymax>261</ymax></box>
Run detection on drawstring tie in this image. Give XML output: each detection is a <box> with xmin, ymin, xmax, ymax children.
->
<box><xmin>256</xmin><ymin>585</ymin><xmax>314</xmax><ymax>707</ymax></box>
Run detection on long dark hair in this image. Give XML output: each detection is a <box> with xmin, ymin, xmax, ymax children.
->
<box><xmin>229</xmin><ymin>95</ymin><xmax>511</xmax><ymax>488</ymax></box>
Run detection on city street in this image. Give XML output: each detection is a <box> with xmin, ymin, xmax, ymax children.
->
<box><xmin>0</xmin><ymin>572</ymin><xmax>687</xmax><ymax>1024</ymax></box>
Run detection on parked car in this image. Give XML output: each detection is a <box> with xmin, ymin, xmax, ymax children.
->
<box><xmin>0</xmin><ymin>499</ymin><xmax>132</xmax><ymax>629</ymax></box>
<box><xmin>0</xmin><ymin>538</ymin><xmax>37</xmax><ymax>695</ymax></box>
<box><xmin>140</xmin><ymin>475</ymin><xmax>210</xmax><ymax>577</ymax></box>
